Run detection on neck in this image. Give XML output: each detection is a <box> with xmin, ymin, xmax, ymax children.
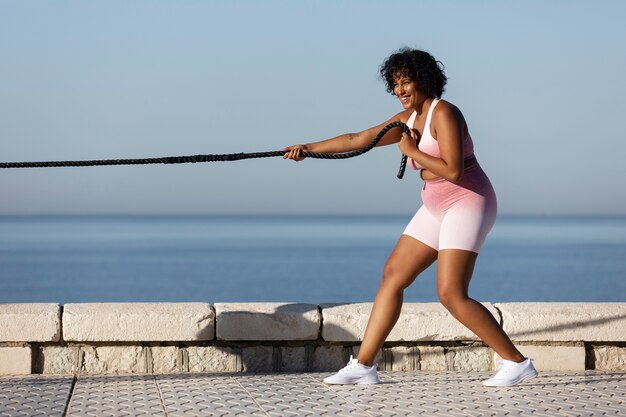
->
<box><xmin>413</xmin><ymin>97</ymin><xmax>434</xmax><ymax>116</ymax></box>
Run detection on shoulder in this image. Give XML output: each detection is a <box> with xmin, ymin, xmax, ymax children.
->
<box><xmin>432</xmin><ymin>99</ymin><xmax>465</xmax><ymax>125</ymax></box>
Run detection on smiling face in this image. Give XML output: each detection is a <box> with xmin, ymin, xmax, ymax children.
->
<box><xmin>393</xmin><ymin>72</ymin><xmax>421</xmax><ymax>110</ymax></box>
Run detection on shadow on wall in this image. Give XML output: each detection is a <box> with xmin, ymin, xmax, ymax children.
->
<box><xmin>193</xmin><ymin>304</ymin><xmax>626</xmax><ymax>374</ymax></box>
<box><xmin>190</xmin><ymin>302</ymin><xmax>361</xmax><ymax>373</ymax></box>
<box><xmin>502</xmin><ymin>314</ymin><xmax>626</xmax><ymax>339</ymax></box>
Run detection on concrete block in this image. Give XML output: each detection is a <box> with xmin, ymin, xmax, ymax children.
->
<box><xmin>494</xmin><ymin>344</ymin><xmax>585</xmax><ymax>371</ymax></box>
<box><xmin>80</xmin><ymin>346</ymin><xmax>147</xmax><ymax>374</ymax></box>
<box><xmin>388</xmin><ymin>346</ymin><xmax>418</xmax><ymax>371</ymax></box>
<box><xmin>320</xmin><ymin>303</ymin><xmax>370</xmax><ymax>342</ymax></box>
<box><xmin>495</xmin><ymin>302</ymin><xmax>626</xmax><ymax>342</ymax></box>
<box><xmin>188</xmin><ymin>346</ymin><xmax>240</xmax><ymax>372</ymax></box>
<box><xmin>40</xmin><ymin>346</ymin><xmax>79</xmax><ymax>375</ymax></box>
<box><xmin>280</xmin><ymin>347</ymin><xmax>306</xmax><ymax>372</ymax></box>
<box><xmin>215</xmin><ymin>303</ymin><xmax>320</xmax><ymax>341</ymax></box>
<box><xmin>311</xmin><ymin>346</ymin><xmax>345</xmax><ymax>372</ymax></box>
<box><xmin>321</xmin><ymin>303</ymin><xmax>499</xmax><ymax>342</ymax></box>
<box><xmin>242</xmin><ymin>346</ymin><xmax>274</xmax><ymax>372</ymax></box>
<box><xmin>418</xmin><ymin>346</ymin><xmax>447</xmax><ymax>371</ymax></box>
<box><xmin>0</xmin><ymin>346</ymin><xmax>31</xmax><ymax>375</ymax></box>
<box><xmin>151</xmin><ymin>346</ymin><xmax>179</xmax><ymax>374</ymax></box>
<box><xmin>63</xmin><ymin>303</ymin><xmax>214</xmax><ymax>342</ymax></box>
<box><xmin>0</xmin><ymin>304</ymin><xmax>61</xmax><ymax>342</ymax></box>
<box><xmin>592</xmin><ymin>346</ymin><xmax>626</xmax><ymax>371</ymax></box>
<box><xmin>447</xmin><ymin>346</ymin><xmax>491</xmax><ymax>371</ymax></box>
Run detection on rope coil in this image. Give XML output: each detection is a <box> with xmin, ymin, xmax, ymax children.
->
<box><xmin>0</xmin><ymin>122</ymin><xmax>417</xmax><ymax>178</ymax></box>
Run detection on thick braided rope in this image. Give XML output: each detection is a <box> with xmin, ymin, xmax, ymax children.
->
<box><xmin>0</xmin><ymin>121</ymin><xmax>416</xmax><ymax>178</ymax></box>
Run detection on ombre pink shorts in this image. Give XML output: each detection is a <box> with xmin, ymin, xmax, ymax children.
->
<box><xmin>403</xmin><ymin>164</ymin><xmax>497</xmax><ymax>253</ymax></box>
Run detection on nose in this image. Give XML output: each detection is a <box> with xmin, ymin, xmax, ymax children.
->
<box><xmin>394</xmin><ymin>84</ymin><xmax>404</xmax><ymax>96</ymax></box>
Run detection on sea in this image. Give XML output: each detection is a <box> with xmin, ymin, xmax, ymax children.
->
<box><xmin>0</xmin><ymin>215</ymin><xmax>624</xmax><ymax>304</ymax></box>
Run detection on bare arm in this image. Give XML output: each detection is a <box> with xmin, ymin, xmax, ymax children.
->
<box><xmin>283</xmin><ymin>111</ymin><xmax>410</xmax><ymax>161</ymax></box>
<box><xmin>397</xmin><ymin>101</ymin><xmax>465</xmax><ymax>182</ymax></box>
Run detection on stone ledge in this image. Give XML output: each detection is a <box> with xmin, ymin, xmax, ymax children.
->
<box><xmin>320</xmin><ymin>302</ymin><xmax>500</xmax><ymax>341</ymax></box>
<box><xmin>1</xmin><ymin>302</ymin><xmax>626</xmax><ymax>375</ymax></box>
<box><xmin>495</xmin><ymin>302</ymin><xmax>626</xmax><ymax>342</ymax></box>
<box><xmin>62</xmin><ymin>303</ymin><xmax>214</xmax><ymax>342</ymax></box>
<box><xmin>0</xmin><ymin>304</ymin><xmax>61</xmax><ymax>342</ymax></box>
<box><xmin>494</xmin><ymin>344</ymin><xmax>586</xmax><ymax>371</ymax></box>
<box><xmin>215</xmin><ymin>303</ymin><xmax>320</xmax><ymax>341</ymax></box>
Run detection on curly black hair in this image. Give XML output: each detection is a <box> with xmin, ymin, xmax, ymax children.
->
<box><xmin>379</xmin><ymin>47</ymin><xmax>447</xmax><ymax>98</ymax></box>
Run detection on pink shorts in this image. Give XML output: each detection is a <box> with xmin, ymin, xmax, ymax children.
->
<box><xmin>403</xmin><ymin>164</ymin><xmax>497</xmax><ymax>253</ymax></box>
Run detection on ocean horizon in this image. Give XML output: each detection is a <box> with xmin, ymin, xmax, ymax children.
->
<box><xmin>1</xmin><ymin>214</ymin><xmax>625</xmax><ymax>304</ymax></box>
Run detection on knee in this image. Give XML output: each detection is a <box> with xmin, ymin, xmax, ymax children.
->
<box><xmin>380</xmin><ymin>261</ymin><xmax>410</xmax><ymax>292</ymax></box>
<box><xmin>437</xmin><ymin>287</ymin><xmax>467</xmax><ymax>311</ymax></box>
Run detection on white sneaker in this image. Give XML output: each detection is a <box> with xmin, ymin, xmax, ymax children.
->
<box><xmin>483</xmin><ymin>357</ymin><xmax>538</xmax><ymax>387</ymax></box>
<box><xmin>323</xmin><ymin>355</ymin><xmax>381</xmax><ymax>385</ymax></box>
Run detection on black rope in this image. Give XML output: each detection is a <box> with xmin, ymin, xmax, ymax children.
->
<box><xmin>0</xmin><ymin>121</ymin><xmax>418</xmax><ymax>179</ymax></box>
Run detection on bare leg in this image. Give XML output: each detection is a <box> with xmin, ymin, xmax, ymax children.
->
<box><xmin>436</xmin><ymin>249</ymin><xmax>525</xmax><ymax>362</ymax></box>
<box><xmin>357</xmin><ymin>236</ymin><xmax>438</xmax><ymax>366</ymax></box>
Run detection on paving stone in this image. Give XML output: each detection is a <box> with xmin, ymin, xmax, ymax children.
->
<box><xmin>157</xmin><ymin>374</ymin><xmax>266</xmax><ymax>416</ymax></box>
<box><xmin>0</xmin><ymin>375</ymin><xmax>73</xmax><ymax>417</ymax></box>
<box><xmin>1</xmin><ymin>371</ymin><xmax>625</xmax><ymax>416</ymax></box>
<box><xmin>238</xmin><ymin>373</ymin><xmax>366</xmax><ymax>416</ymax></box>
<box><xmin>67</xmin><ymin>374</ymin><xmax>165</xmax><ymax>416</ymax></box>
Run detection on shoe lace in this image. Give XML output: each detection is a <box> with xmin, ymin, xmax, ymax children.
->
<box><xmin>337</xmin><ymin>355</ymin><xmax>361</xmax><ymax>374</ymax></box>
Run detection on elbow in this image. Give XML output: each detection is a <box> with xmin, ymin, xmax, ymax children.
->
<box><xmin>447</xmin><ymin>169</ymin><xmax>463</xmax><ymax>183</ymax></box>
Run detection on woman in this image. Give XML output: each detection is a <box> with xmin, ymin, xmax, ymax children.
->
<box><xmin>283</xmin><ymin>48</ymin><xmax>538</xmax><ymax>387</ymax></box>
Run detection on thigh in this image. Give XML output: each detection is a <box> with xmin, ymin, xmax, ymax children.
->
<box><xmin>402</xmin><ymin>205</ymin><xmax>441</xmax><ymax>251</ymax></box>
<box><xmin>436</xmin><ymin>249</ymin><xmax>478</xmax><ymax>300</ymax></box>
<box><xmin>438</xmin><ymin>194</ymin><xmax>497</xmax><ymax>253</ymax></box>
<box><xmin>382</xmin><ymin>235</ymin><xmax>438</xmax><ymax>290</ymax></box>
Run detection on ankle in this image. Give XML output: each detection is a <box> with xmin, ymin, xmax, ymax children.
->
<box><xmin>502</xmin><ymin>355</ymin><xmax>526</xmax><ymax>363</ymax></box>
<box><xmin>356</xmin><ymin>356</ymin><xmax>373</xmax><ymax>367</ymax></box>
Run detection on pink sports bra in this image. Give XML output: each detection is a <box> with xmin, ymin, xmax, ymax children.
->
<box><xmin>406</xmin><ymin>98</ymin><xmax>475</xmax><ymax>170</ymax></box>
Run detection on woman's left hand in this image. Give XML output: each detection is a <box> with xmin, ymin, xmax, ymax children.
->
<box><xmin>398</xmin><ymin>129</ymin><xmax>419</xmax><ymax>155</ymax></box>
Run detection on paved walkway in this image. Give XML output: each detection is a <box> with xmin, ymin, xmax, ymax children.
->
<box><xmin>0</xmin><ymin>370</ymin><xmax>625</xmax><ymax>416</ymax></box>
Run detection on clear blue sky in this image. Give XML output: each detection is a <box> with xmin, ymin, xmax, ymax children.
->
<box><xmin>1</xmin><ymin>1</ymin><xmax>625</xmax><ymax>215</ymax></box>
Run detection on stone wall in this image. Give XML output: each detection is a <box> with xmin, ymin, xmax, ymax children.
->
<box><xmin>0</xmin><ymin>302</ymin><xmax>624</xmax><ymax>375</ymax></box>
